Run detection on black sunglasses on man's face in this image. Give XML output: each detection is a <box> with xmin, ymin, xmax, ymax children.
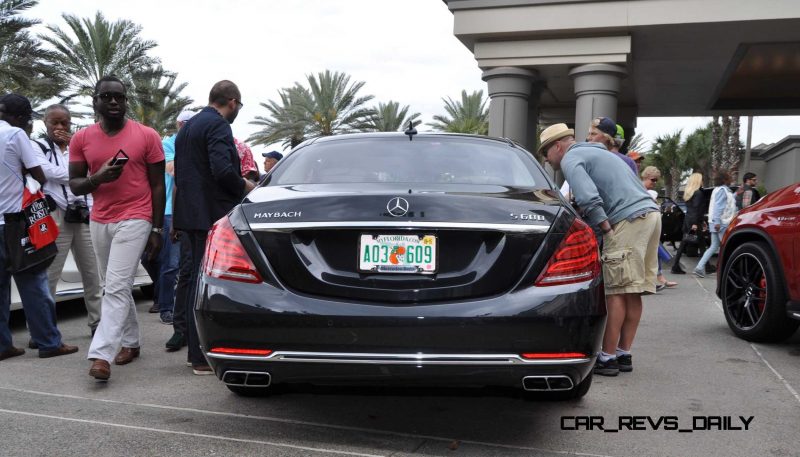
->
<box><xmin>95</xmin><ymin>92</ymin><xmax>127</xmax><ymax>103</ymax></box>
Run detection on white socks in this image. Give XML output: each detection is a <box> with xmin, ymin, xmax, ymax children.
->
<box><xmin>598</xmin><ymin>351</ymin><xmax>616</xmax><ymax>362</ymax></box>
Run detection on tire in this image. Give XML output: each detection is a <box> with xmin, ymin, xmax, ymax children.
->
<box><xmin>226</xmin><ymin>384</ymin><xmax>272</xmax><ymax>397</ymax></box>
<box><xmin>721</xmin><ymin>242</ymin><xmax>799</xmax><ymax>342</ymax></box>
<box><xmin>524</xmin><ymin>373</ymin><xmax>592</xmax><ymax>401</ymax></box>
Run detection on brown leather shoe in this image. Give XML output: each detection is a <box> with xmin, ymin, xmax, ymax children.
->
<box><xmin>0</xmin><ymin>347</ymin><xmax>25</xmax><ymax>361</ymax></box>
<box><xmin>89</xmin><ymin>359</ymin><xmax>111</xmax><ymax>380</ymax></box>
<box><xmin>114</xmin><ymin>347</ymin><xmax>140</xmax><ymax>365</ymax></box>
<box><xmin>38</xmin><ymin>344</ymin><xmax>79</xmax><ymax>358</ymax></box>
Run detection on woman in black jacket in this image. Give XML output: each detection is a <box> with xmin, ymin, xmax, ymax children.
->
<box><xmin>671</xmin><ymin>173</ymin><xmax>706</xmax><ymax>274</ymax></box>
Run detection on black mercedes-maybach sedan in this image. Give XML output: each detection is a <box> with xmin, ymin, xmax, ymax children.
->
<box><xmin>196</xmin><ymin>132</ymin><xmax>606</xmax><ymax>399</ymax></box>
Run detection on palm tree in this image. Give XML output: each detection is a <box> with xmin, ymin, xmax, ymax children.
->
<box><xmin>682</xmin><ymin>123</ymin><xmax>713</xmax><ymax>184</ymax></box>
<box><xmin>128</xmin><ymin>66</ymin><xmax>193</xmax><ymax>137</ymax></box>
<box><xmin>249</xmin><ymin>70</ymin><xmax>375</xmax><ymax>147</ymax></box>
<box><xmin>366</xmin><ymin>101</ymin><xmax>420</xmax><ymax>132</ymax></box>
<box><xmin>428</xmin><ymin>90</ymin><xmax>488</xmax><ymax>135</ymax></box>
<box><xmin>647</xmin><ymin>131</ymin><xmax>685</xmax><ymax>200</ymax></box>
<box><xmin>626</xmin><ymin>133</ymin><xmax>648</xmax><ymax>153</ymax></box>
<box><xmin>248</xmin><ymin>86</ymin><xmax>310</xmax><ymax>148</ymax></box>
<box><xmin>41</xmin><ymin>11</ymin><xmax>159</xmax><ymax>104</ymax></box>
<box><xmin>0</xmin><ymin>0</ymin><xmax>64</xmax><ymax>105</ymax></box>
<box><xmin>299</xmin><ymin>70</ymin><xmax>375</xmax><ymax>136</ymax></box>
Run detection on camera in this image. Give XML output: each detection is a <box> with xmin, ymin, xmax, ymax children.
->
<box><xmin>64</xmin><ymin>200</ymin><xmax>90</xmax><ymax>224</ymax></box>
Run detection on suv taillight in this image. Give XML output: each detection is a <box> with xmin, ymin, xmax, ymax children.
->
<box><xmin>535</xmin><ymin>218</ymin><xmax>600</xmax><ymax>286</ymax></box>
<box><xmin>203</xmin><ymin>216</ymin><xmax>263</xmax><ymax>284</ymax></box>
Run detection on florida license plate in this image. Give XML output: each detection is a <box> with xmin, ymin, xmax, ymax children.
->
<box><xmin>358</xmin><ymin>234</ymin><xmax>437</xmax><ymax>273</ymax></box>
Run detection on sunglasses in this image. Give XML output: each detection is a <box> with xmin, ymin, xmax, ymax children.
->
<box><xmin>95</xmin><ymin>92</ymin><xmax>127</xmax><ymax>103</ymax></box>
<box><xmin>649</xmin><ymin>178</ymin><xmax>659</xmax><ymax>183</ymax></box>
<box><xmin>230</xmin><ymin>98</ymin><xmax>243</xmax><ymax>108</ymax></box>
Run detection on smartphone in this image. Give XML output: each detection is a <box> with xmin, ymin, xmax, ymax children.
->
<box><xmin>110</xmin><ymin>149</ymin><xmax>129</xmax><ymax>166</ymax></box>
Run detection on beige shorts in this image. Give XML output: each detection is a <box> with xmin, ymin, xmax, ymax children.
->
<box><xmin>601</xmin><ymin>211</ymin><xmax>662</xmax><ymax>295</ymax></box>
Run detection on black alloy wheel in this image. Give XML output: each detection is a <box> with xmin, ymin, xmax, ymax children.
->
<box><xmin>721</xmin><ymin>242</ymin><xmax>799</xmax><ymax>342</ymax></box>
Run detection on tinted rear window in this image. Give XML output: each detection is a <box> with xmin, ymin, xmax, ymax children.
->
<box><xmin>269</xmin><ymin>137</ymin><xmax>545</xmax><ymax>187</ymax></box>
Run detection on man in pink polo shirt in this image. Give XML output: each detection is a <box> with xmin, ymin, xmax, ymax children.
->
<box><xmin>69</xmin><ymin>75</ymin><xmax>166</xmax><ymax>381</ymax></box>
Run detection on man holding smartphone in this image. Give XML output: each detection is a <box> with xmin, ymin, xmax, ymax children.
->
<box><xmin>69</xmin><ymin>75</ymin><xmax>166</xmax><ymax>381</ymax></box>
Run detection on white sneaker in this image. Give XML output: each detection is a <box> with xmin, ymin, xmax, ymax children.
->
<box><xmin>192</xmin><ymin>364</ymin><xmax>214</xmax><ymax>375</ymax></box>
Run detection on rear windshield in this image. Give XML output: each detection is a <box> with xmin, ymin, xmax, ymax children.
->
<box><xmin>268</xmin><ymin>137</ymin><xmax>545</xmax><ymax>187</ymax></box>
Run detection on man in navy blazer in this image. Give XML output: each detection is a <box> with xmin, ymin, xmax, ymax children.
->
<box><xmin>172</xmin><ymin>80</ymin><xmax>255</xmax><ymax>374</ymax></box>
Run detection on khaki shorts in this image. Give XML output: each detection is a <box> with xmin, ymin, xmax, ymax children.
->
<box><xmin>601</xmin><ymin>211</ymin><xmax>662</xmax><ymax>295</ymax></box>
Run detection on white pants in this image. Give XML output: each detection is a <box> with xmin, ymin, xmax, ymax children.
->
<box><xmin>87</xmin><ymin>219</ymin><xmax>151</xmax><ymax>362</ymax></box>
<box><xmin>46</xmin><ymin>207</ymin><xmax>103</xmax><ymax>329</ymax></box>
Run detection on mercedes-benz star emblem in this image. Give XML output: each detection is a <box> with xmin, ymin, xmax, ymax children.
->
<box><xmin>386</xmin><ymin>197</ymin><xmax>410</xmax><ymax>217</ymax></box>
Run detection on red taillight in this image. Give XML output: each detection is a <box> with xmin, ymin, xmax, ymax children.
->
<box><xmin>521</xmin><ymin>352</ymin><xmax>587</xmax><ymax>359</ymax></box>
<box><xmin>535</xmin><ymin>218</ymin><xmax>600</xmax><ymax>286</ymax></box>
<box><xmin>203</xmin><ymin>216</ymin><xmax>263</xmax><ymax>284</ymax></box>
<box><xmin>210</xmin><ymin>347</ymin><xmax>273</xmax><ymax>356</ymax></box>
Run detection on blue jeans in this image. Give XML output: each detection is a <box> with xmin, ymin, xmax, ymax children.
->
<box><xmin>141</xmin><ymin>215</ymin><xmax>180</xmax><ymax>313</ymax></box>
<box><xmin>0</xmin><ymin>225</ymin><xmax>63</xmax><ymax>353</ymax></box>
<box><xmin>696</xmin><ymin>226</ymin><xmax>726</xmax><ymax>272</ymax></box>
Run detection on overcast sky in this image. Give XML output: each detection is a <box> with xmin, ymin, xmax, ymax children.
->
<box><xmin>27</xmin><ymin>1</ymin><xmax>799</xmax><ymax>161</ymax></box>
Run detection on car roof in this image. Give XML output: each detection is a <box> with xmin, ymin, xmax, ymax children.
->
<box><xmin>298</xmin><ymin>132</ymin><xmax>521</xmax><ymax>149</ymax></box>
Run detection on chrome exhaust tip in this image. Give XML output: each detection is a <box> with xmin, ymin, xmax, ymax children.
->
<box><xmin>222</xmin><ymin>371</ymin><xmax>271</xmax><ymax>387</ymax></box>
<box><xmin>522</xmin><ymin>375</ymin><xmax>574</xmax><ymax>391</ymax></box>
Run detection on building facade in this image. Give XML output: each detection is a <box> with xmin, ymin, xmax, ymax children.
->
<box><xmin>444</xmin><ymin>0</ymin><xmax>800</xmax><ymax>178</ymax></box>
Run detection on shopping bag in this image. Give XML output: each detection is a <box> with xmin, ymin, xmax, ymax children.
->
<box><xmin>2</xmin><ymin>177</ymin><xmax>59</xmax><ymax>273</ymax></box>
<box><xmin>22</xmin><ymin>176</ymin><xmax>59</xmax><ymax>249</ymax></box>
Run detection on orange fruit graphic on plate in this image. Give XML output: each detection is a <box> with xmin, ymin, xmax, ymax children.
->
<box><xmin>390</xmin><ymin>246</ymin><xmax>405</xmax><ymax>264</ymax></box>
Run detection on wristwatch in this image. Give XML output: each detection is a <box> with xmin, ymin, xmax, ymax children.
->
<box><xmin>151</xmin><ymin>227</ymin><xmax>164</xmax><ymax>234</ymax></box>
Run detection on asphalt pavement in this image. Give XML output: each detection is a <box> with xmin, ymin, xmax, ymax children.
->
<box><xmin>1</xmin><ymin>254</ymin><xmax>799</xmax><ymax>457</ymax></box>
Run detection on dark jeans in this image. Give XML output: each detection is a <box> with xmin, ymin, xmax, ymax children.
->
<box><xmin>141</xmin><ymin>216</ymin><xmax>180</xmax><ymax>313</ymax></box>
<box><xmin>0</xmin><ymin>225</ymin><xmax>63</xmax><ymax>353</ymax></box>
<box><xmin>172</xmin><ymin>229</ymin><xmax>208</xmax><ymax>365</ymax></box>
<box><xmin>171</xmin><ymin>231</ymin><xmax>193</xmax><ymax>335</ymax></box>
<box><xmin>672</xmin><ymin>221</ymin><xmax>707</xmax><ymax>270</ymax></box>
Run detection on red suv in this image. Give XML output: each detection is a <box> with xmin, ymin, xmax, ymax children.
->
<box><xmin>717</xmin><ymin>182</ymin><xmax>800</xmax><ymax>342</ymax></box>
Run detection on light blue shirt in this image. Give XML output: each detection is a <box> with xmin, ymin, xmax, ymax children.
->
<box><xmin>162</xmin><ymin>135</ymin><xmax>176</xmax><ymax>216</ymax></box>
<box><xmin>561</xmin><ymin>142</ymin><xmax>658</xmax><ymax>227</ymax></box>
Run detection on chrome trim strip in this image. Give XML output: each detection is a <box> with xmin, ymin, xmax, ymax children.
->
<box><xmin>250</xmin><ymin>221</ymin><xmax>549</xmax><ymax>233</ymax></box>
<box><xmin>206</xmin><ymin>351</ymin><xmax>591</xmax><ymax>366</ymax></box>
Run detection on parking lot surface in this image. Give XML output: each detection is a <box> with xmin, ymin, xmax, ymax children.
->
<box><xmin>1</xmin><ymin>257</ymin><xmax>799</xmax><ymax>457</ymax></box>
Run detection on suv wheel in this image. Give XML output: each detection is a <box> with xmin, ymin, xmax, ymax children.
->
<box><xmin>721</xmin><ymin>242</ymin><xmax>799</xmax><ymax>342</ymax></box>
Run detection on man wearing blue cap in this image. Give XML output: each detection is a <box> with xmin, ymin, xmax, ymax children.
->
<box><xmin>260</xmin><ymin>150</ymin><xmax>283</xmax><ymax>180</ymax></box>
<box><xmin>586</xmin><ymin>117</ymin><xmax>638</xmax><ymax>176</ymax></box>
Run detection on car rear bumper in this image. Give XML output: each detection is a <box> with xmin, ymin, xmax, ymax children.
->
<box><xmin>206</xmin><ymin>351</ymin><xmax>594</xmax><ymax>389</ymax></box>
<box><xmin>196</xmin><ymin>276</ymin><xmax>605</xmax><ymax>389</ymax></box>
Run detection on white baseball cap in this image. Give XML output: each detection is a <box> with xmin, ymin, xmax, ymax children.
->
<box><xmin>177</xmin><ymin>110</ymin><xmax>196</xmax><ymax>123</ymax></box>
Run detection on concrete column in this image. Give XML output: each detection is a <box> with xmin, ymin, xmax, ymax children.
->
<box><xmin>525</xmin><ymin>82</ymin><xmax>544</xmax><ymax>155</ymax></box>
<box><xmin>482</xmin><ymin>67</ymin><xmax>538</xmax><ymax>145</ymax></box>
<box><xmin>569</xmin><ymin>64</ymin><xmax>627</xmax><ymax>142</ymax></box>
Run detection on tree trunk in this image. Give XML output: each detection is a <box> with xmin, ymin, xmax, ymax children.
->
<box><xmin>710</xmin><ymin>116</ymin><xmax>721</xmax><ymax>184</ymax></box>
<box><xmin>669</xmin><ymin>165</ymin><xmax>681</xmax><ymax>200</ymax></box>
<box><xmin>726</xmin><ymin>116</ymin><xmax>741</xmax><ymax>180</ymax></box>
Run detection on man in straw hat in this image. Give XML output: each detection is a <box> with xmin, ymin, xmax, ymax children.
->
<box><xmin>538</xmin><ymin>123</ymin><xmax>661</xmax><ymax>377</ymax></box>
